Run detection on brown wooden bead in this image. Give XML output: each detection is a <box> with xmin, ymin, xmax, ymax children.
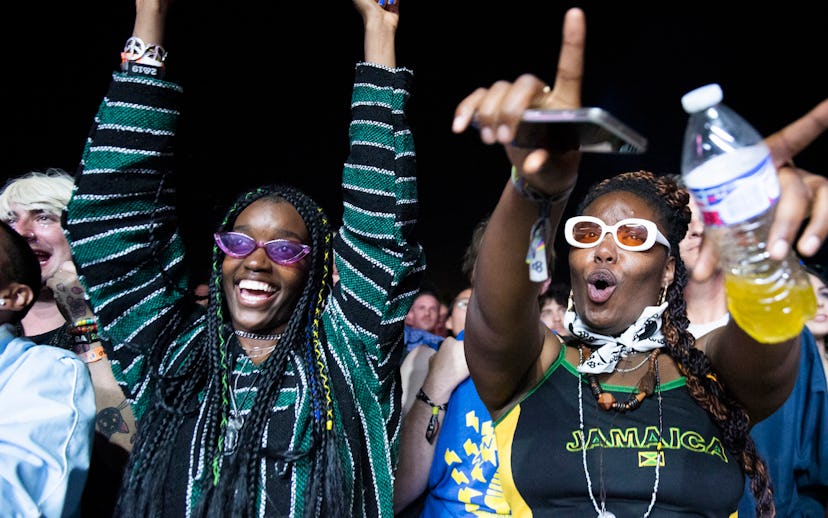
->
<box><xmin>597</xmin><ymin>392</ymin><xmax>616</xmax><ymax>411</ymax></box>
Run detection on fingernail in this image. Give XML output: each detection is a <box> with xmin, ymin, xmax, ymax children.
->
<box><xmin>801</xmin><ymin>234</ymin><xmax>821</xmax><ymax>256</ymax></box>
<box><xmin>497</xmin><ymin>125</ymin><xmax>512</xmax><ymax>143</ymax></box>
<box><xmin>770</xmin><ymin>238</ymin><xmax>789</xmax><ymax>258</ymax></box>
<box><xmin>452</xmin><ymin>116</ymin><xmax>464</xmax><ymax>133</ymax></box>
<box><xmin>480</xmin><ymin>127</ymin><xmax>495</xmax><ymax>144</ymax></box>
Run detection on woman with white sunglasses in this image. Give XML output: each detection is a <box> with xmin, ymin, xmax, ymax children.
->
<box><xmin>452</xmin><ymin>7</ymin><xmax>828</xmax><ymax>518</ymax></box>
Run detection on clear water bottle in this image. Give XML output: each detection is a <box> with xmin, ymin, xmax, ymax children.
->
<box><xmin>680</xmin><ymin>83</ymin><xmax>816</xmax><ymax>343</ymax></box>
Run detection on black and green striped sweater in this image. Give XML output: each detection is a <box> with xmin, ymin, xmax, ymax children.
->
<box><xmin>65</xmin><ymin>62</ymin><xmax>425</xmax><ymax>517</ymax></box>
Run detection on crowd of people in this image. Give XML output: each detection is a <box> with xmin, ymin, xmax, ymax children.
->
<box><xmin>2</xmin><ymin>1</ymin><xmax>828</xmax><ymax>517</ymax></box>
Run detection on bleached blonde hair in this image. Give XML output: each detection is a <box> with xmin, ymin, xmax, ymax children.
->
<box><xmin>0</xmin><ymin>168</ymin><xmax>74</xmax><ymax>220</ymax></box>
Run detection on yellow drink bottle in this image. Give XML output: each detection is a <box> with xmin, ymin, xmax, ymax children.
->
<box><xmin>725</xmin><ymin>273</ymin><xmax>816</xmax><ymax>343</ymax></box>
<box><xmin>712</xmin><ymin>206</ymin><xmax>816</xmax><ymax>343</ymax></box>
<box><xmin>681</xmin><ymin>84</ymin><xmax>816</xmax><ymax>343</ymax></box>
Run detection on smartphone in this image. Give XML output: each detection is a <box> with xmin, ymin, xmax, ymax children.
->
<box><xmin>513</xmin><ymin>107</ymin><xmax>647</xmax><ymax>154</ymax></box>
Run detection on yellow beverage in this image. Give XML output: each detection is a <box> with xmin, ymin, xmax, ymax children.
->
<box><xmin>725</xmin><ymin>273</ymin><xmax>817</xmax><ymax>343</ymax></box>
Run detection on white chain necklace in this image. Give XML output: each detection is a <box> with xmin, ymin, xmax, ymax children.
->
<box><xmin>614</xmin><ymin>353</ymin><xmax>651</xmax><ymax>374</ymax></box>
<box><xmin>224</xmin><ymin>356</ymin><xmax>261</xmax><ymax>456</ymax></box>
<box><xmin>577</xmin><ymin>347</ymin><xmax>663</xmax><ymax>517</ymax></box>
<box><xmin>234</xmin><ymin>329</ymin><xmax>282</xmax><ymax>360</ymax></box>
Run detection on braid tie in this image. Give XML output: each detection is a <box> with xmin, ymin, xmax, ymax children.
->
<box><xmin>212</xmin><ymin>325</ymin><xmax>232</xmax><ymax>485</ymax></box>
<box><xmin>314</xmin><ymin>217</ymin><xmax>335</xmax><ymax>430</ymax></box>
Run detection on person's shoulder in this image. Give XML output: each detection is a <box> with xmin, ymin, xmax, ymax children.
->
<box><xmin>404</xmin><ymin>326</ymin><xmax>444</xmax><ymax>350</ymax></box>
<box><xmin>5</xmin><ymin>337</ymin><xmax>86</xmax><ymax>373</ymax></box>
<box><xmin>0</xmin><ymin>338</ymin><xmax>93</xmax><ymax>414</ymax></box>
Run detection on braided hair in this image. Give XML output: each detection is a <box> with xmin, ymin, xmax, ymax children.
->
<box><xmin>577</xmin><ymin>171</ymin><xmax>775</xmax><ymax>517</ymax></box>
<box><xmin>116</xmin><ymin>184</ymin><xmax>343</xmax><ymax>518</ymax></box>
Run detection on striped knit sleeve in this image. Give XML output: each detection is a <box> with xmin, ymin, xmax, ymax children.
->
<box><xmin>326</xmin><ymin>61</ymin><xmax>424</xmax><ymax>374</ymax></box>
<box><xmin>64</xmin><ymin>73</ymin><xmax>193</xmax><ymax>415</ymax></box>
<box><xmin>322</xmin><ymin>62</ymin><xmax>425</xmax><ymax>504</ymax></box>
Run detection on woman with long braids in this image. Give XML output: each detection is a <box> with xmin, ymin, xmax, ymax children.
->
<box><xmin>451</xmin><ymin>7</ymin><xmax>828</xmax><ymax>518</ymax></box>
<box><xmin>63</xmin><ymin>0</ymin><xmax>423</xmax><ymax>516</ymax></box>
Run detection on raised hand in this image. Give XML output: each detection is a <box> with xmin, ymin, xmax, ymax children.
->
<box><xmin>451</xmin><ymin>7</ymin><xmax>586</xmax><ymax>196</ymax></box>
<box><xmin>354</xmin><ymin>0</ymin><xmax>400</xmax><ymax>67</ymax></box>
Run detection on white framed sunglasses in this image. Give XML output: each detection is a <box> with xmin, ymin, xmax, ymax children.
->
<box><xmin>564</xmin><ymin>216</ymin><xmax>671</xmax><ymax>252</ymax></box>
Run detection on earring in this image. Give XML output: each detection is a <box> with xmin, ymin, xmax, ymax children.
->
<box><xmin>567</xmin><ymin>290</ymin><xmax>575</xmax><ymax>312</ymax></box>
<box><xmin>657</xmin><ymin>287</ymin><xmax>666</xmax><ymax>306</ymax></box>
<box><xmin>0</xmin><ymin>298</ymin><xmax>5</xmax><ymax>306</ymax></box>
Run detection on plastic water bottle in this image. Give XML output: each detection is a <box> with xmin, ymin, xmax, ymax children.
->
<box><xmin>680</xmin><ymin>83</ymin><xmax>815</xmax><ymax>343</ymax></box>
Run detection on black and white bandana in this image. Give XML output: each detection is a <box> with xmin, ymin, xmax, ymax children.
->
<box><xmin>565</xmin><ymin>302</ymin><xmax>669</xmax><ymax>374</ymax></box>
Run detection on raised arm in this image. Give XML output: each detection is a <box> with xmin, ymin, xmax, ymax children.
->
<box><xmin>393</xmin><ymin>337</ymin><xmax>468</xmax><ymax>512</ymax></box>
<box><xmin>453</xmin><ymin>8</ymin><xmax>585</xmax><ymax>415</ymax></box>
<box><xmin>132</xmin><ymin>0</ymin><xmax>168</xmax><ymax>44</ymax></box>
<box><xmin>64</xmin><ymin>0</ymin><xmax>187</xmax><ymax>413</ymax></box>
<box><xmin>321</xmin><ymin>2</ymin><xmax>426</xmax><ymax>511</ymax></box>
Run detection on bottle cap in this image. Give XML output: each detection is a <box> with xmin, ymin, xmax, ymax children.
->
<box><xmin>681</xmin><ymin>83</ymin><xmax>723</xmax><ymax>114</ymax></box>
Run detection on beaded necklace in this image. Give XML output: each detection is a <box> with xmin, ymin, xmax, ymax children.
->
<box><xmin>585</xmin><ymin>349</ymin><xmax>659</xmax><ymax>412</ymax></box>
<box><xmin>578</xmin><ymin>346</ymin><xmax>663</xmax><ymax>517</ymax></box>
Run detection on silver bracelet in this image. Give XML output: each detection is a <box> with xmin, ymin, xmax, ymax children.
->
<box><xmin>510</xmin><ymin>166</ymin><xmax>573</xmax><ymax>204</ymax></box>
<box><xmin>122</xmin><ymin>36</ymin><xmax>167</xmax><ymax>65</ymax></box>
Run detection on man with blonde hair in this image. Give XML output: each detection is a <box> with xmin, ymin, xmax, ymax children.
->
<box><xmin>0</xmin><ymin>168</ymin><xmax>135</xmax><ymax>516</ymax></box>
<box><xmin>0</xmin><ymin>169</ymin><xmax>75</xmax><ymax>339</ymax></box>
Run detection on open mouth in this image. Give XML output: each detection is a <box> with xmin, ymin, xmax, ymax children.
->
<box><xmin>32</xmin><ymin>249</ymin><xmax>50</xmax><ymax>265</ymax></box>
<box><xmin>586</xmin><ymin>269</ymin><xmax>617</xmax><ymax>304</ymax></box>
<box><xmin>237</xmin><ymin>279</ymin><xmax>277</xmax><ymax>305</ymax></box>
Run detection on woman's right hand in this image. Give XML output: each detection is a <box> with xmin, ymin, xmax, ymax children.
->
<box><xmin>451</xmin><ymin>7</ymin><xmax>586</xmax><ymax>197</ymax></box>
<box><xmin>427</xmin><ymin>336</ymin><xmax>470</xmax><ymax>392</ymax></box>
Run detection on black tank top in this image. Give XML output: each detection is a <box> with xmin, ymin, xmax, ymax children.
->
<box><xmin>494</xmin><ymin>347</ymin><xmax>743</xmax><ymax>517</ymax></box>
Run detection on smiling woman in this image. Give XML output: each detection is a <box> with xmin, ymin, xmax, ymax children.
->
<box><xmin>60</xmin><ymin>0</ymin><xmax>425</xmax><ymax>517</ymax></box>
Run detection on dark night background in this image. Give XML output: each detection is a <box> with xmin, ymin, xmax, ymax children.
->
<box><xmin>4</xmin><ymin>1</ymin><xmax>827</xmax><ymax>299</ymax></box>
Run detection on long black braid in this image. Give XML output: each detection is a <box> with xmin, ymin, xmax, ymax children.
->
<box><xmin>114</xmin><ymin>168</ymin><xmax>215</xmax><ymax>516</ymax></box>
<box><xmin>114</xmin><ymin>294</ymin><xmax>211</xmax><ymax>516</ymax></box>
<box><xmin>116</xmin><ymin>184</ymin><xmax>344</xmax><ymax>518</ymax></box>
<box><xmin>577</xmin><ymin>171</ymin><xmax>775</xmax><ymax>517</ymax></box>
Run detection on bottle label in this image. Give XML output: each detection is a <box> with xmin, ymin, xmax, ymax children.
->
<box><xmin>684</xmin><ymin>149</ymin><xmax>779</xmax><ymax>226</ymax></box>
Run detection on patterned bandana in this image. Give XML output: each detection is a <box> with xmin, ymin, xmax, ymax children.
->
<box><xmin>565</xmin><ymin>301</ymin><xmax>669</xmax><ymax>374</ymax></box>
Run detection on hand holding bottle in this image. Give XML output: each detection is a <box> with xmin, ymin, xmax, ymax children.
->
<box><xmin>690</xmin><ymin>98</ymin><xmax>828</xmax><ymax>283</ymax></box>
<box><xmin>680</xmin><ymin>85</ymin><xmax>820</xmax><ymax>342</ymax></box>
